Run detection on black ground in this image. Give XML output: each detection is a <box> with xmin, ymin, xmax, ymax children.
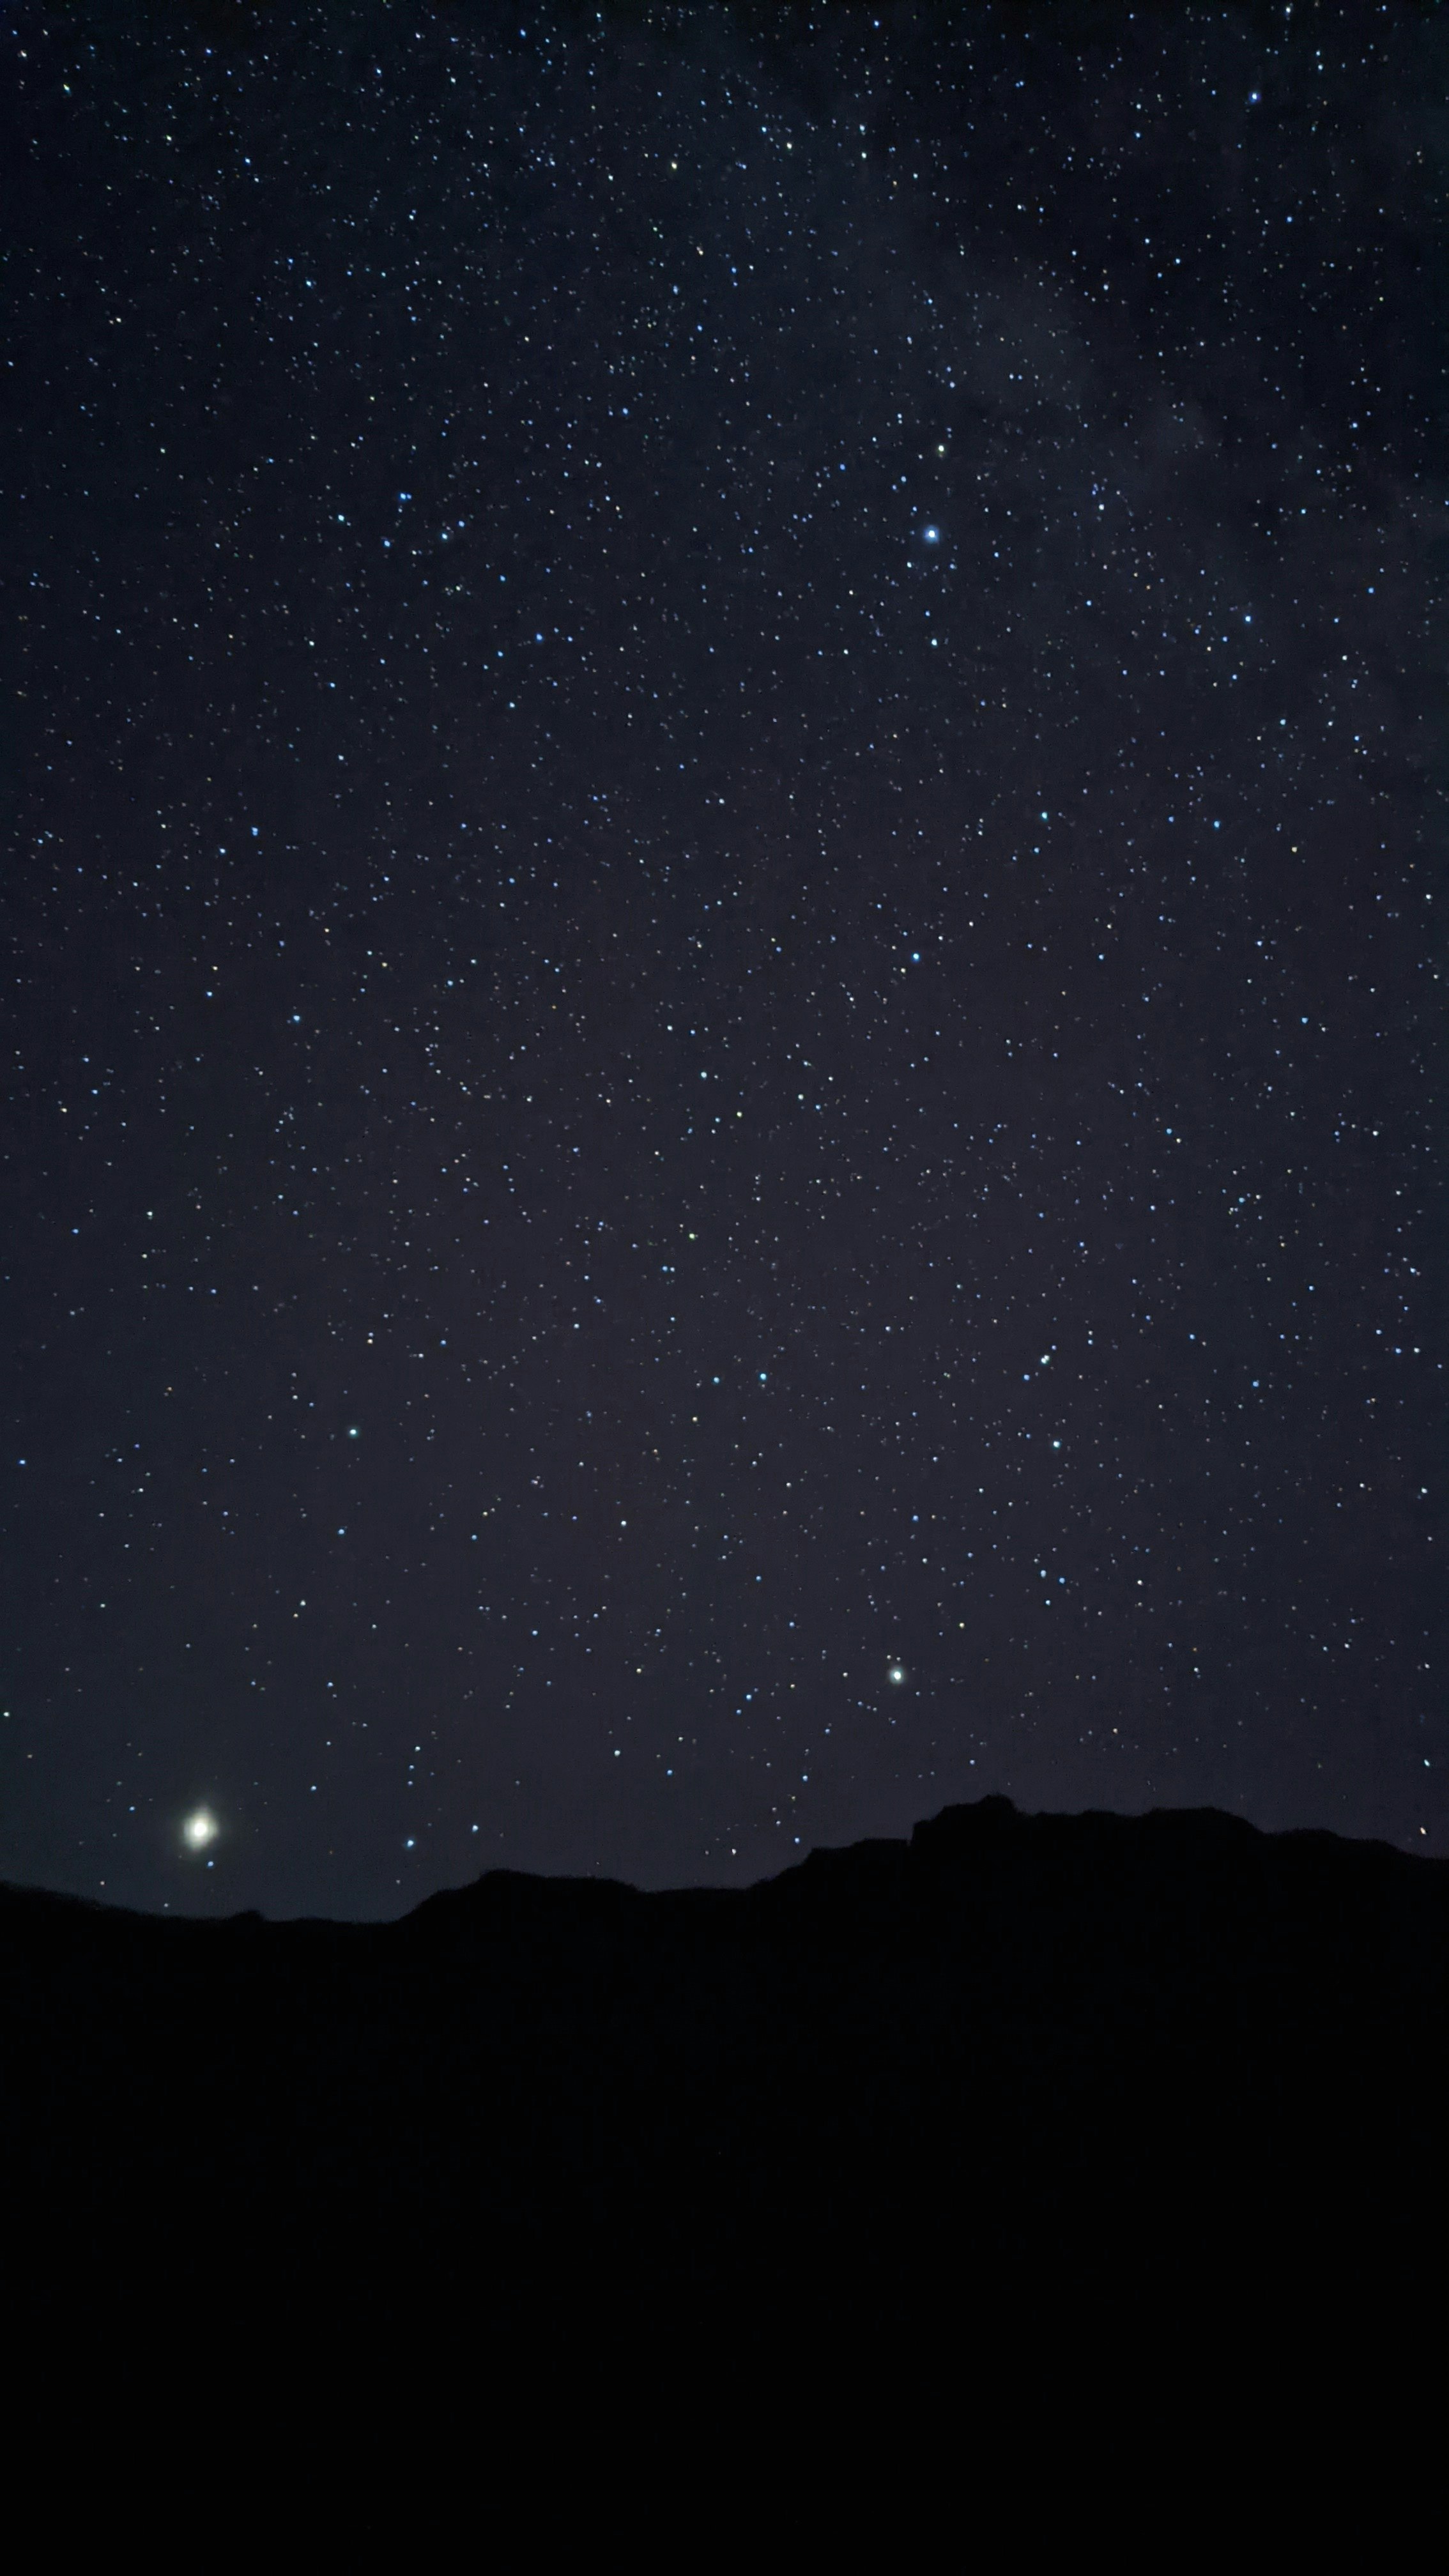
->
<box><xmin>6</xmin><ymin>1795</ymin><xmax>1443</xmax><ymax>2549</ymax></box>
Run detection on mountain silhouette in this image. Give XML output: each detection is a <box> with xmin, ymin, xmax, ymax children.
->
<box><xmin>4</xmin><ymin>1797</ymin><xmax>1442</xmax><ymax>2549</ymax></box>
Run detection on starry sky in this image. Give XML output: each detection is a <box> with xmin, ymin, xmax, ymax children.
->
<box><xmin>4</xmin><ymin>0</ymin><xmax>1443</xmax><ymax>1918</ymax></box>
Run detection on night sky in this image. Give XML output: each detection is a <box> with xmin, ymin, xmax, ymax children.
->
<box><xmin>5</xmin><ymin>0</ymin><xmax>1443</xmax><ymax>1919</ymax></box>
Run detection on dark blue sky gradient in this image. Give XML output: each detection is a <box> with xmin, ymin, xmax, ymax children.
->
<box><xmin>4</xmin><ymin>0</ymin><xmax>1443</xmax><ymax>1915</ymax></box>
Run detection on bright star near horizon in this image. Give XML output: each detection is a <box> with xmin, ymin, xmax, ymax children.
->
<box><xmin>182</xmin><ymin>1807</ymin><xmax>219</xmax><ymax>1850</ymax></box>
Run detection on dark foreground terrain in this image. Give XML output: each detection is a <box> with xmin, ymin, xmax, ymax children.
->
<box><xmin>4</xmin><ymin>1798</ymin><xmax>1443</xmax><ymax>2546</ymax></box>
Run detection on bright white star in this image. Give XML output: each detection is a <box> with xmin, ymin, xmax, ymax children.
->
<box><xmin>182</xmin><ymin>1807</ymin><xmax>218</xmax><ymax>1851</ymax></box>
